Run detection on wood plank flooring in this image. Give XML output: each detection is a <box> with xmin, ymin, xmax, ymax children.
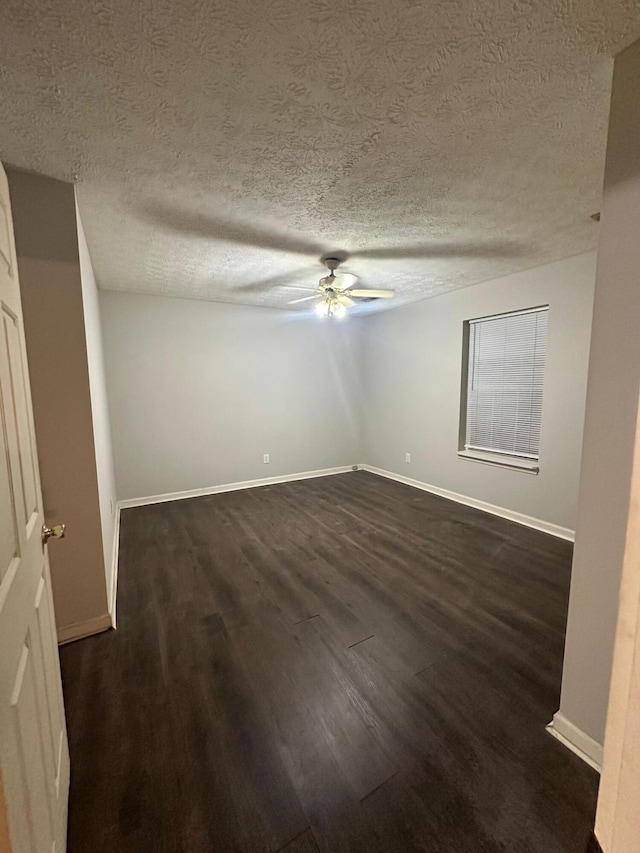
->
<box><xmin>59</xmin><ymin>471</ymin><xmax>598</xmax><ymax>852</ymax></box>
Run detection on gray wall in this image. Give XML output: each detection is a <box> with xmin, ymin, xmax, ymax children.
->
<box><xmin>559</xmin><ymin>37</ymin><xmax>640</xmax><ymax>750</ymax></box>
<box><xmin>101</xmin><ymin>291</ymin><xmax>361</xmax><ymax>500</ymax></box>
<box><xmin>358</xmin><ymin>252</ymin><xmax>596</xmax><ymax>533</ymax></box>
<box><xmin>76</xmin><ymin>203</ymin><xmax>118</xmax><ymax>614</ymax></box>
<box><xmin>103</xmin><ymin>255</ymin><xmax>596</xmax><ymax>526</ymax></box>
<box><xmin>8</xmin><ymin>170</ymin><xmax>110</xmax><ymax>638</ymax></box>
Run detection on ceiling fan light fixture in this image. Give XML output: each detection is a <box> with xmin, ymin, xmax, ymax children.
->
<box><xmin>314</xmin><ymin>297</ymin><xmax>346</xmax><ymax>318</ymax></box>
<box><xmin>290</xmin><ymin>257</ymin><xmax>394</xmax><ymax>313</ymax></box>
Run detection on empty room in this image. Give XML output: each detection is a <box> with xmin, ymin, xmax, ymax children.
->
<box><xmin>1</xmin><ymin>2</ymin><xmax>640</xmax><ymax>852</ymax></box>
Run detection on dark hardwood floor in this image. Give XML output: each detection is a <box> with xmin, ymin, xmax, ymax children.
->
<box><xmin>59</xmin><ymin>470</ymin><xmax>598</xmax><ymax>852</ymax></box>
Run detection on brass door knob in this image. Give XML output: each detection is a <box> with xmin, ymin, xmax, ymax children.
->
<box><xmin>42</xmin><ymin>523</ymin><xmax>66</xmax><ymax>545</ymax></box>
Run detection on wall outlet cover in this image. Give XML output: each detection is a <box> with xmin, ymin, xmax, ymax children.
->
<box><xmin>405</xmin><ymin>453</ymin><xmax>411</xmax><ymax>463</ymax></box>
<box><xmin>263</xmin><ymin>454</ymin><xmax>270</xmax><ymax>464</ymax></box>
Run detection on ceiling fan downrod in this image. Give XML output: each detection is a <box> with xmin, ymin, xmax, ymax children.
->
<box><xmin>324</xmin><ymin>257</ymin><xmax>340</xmax><ymax>273</ymax></box>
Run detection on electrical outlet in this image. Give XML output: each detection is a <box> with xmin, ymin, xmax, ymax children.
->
<box><xmin>263</xmin><ymin>453</ymin><xmax>270</xmax><ymax>464</ymax></box>
<box><xmin>405</xmin><ymin>452</ymin><xmax>411</xmax><ymax>463</ymax></box>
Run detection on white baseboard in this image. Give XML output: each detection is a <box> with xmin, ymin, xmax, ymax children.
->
<box><xmin>360</xmin><ymin>465</ymin><xmax>575</xmax><ymax>542</ymax></box>
<box><xmin>118</xmin><ymin>464</ymin><xmax>574</xmax><ymax>542</ymax></box>
<box><xmin>57</xmin><ymin>612</ymin><xmax>112</xmax><ymax>645</ymax></box>
<box><xmin>108</xmin><ymin>505</ymin><xmax>121</xmax><ymax>628</ymax></box>
<box><xmin>117</xmin><ymin>465</ymin><xmax>356</xmax><ymax>509</ymax></box>
<box><xmin>546</xmin><ymin>711</ymin><xmax>603</xmax><ymax>772</ymax></box>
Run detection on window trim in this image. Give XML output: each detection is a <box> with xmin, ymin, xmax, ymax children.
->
<box><xmin>458</xmin><ymin>305</ymin><xmax>548</xmax><ymax>474</ymax></box>
<box><xmin>457</xmin><ymin>449</ymin><xmax>540</xmax><ymax>474</ymax></box>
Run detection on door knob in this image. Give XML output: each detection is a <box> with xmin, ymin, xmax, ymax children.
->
<box><xmin>42</xmin><ymin>523</ymin><xmax>66</xmax><ymax>545</ymax></box>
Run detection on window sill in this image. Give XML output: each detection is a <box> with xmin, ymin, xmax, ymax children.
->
<box><xmin>457</xmin><ymin>450</ymin><xmax>539</xmax><ymax>475</ymax></box>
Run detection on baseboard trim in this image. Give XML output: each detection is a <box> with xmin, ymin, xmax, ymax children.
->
<box><xmin>360</xmin><ymin>465</ymin><xmax>575</xmax><ymax>542</ymax></box>
<box><xmin>57</xmin><ymin>612</ymin><xmax>112</xmax><ymax>645</ymax></box>
<box><xmin>118</xmin><ymin>465</ymin><xmax>356</xmax><ymax>509</ymax></box>
<box><xmin>108</xmin><ymin>505</ymin><xmax>121</xmax><ymax>628</ymax></box>
<box><xmin>546</xmin><ymin>712</ymin><xmax>603</xmax><ymax>772</ymax></box>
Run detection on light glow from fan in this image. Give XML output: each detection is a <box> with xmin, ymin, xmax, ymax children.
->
<box><xmin>314</xmin><ymin>297</ymin><xmax>346</xmax><ymax>318</ymax></box>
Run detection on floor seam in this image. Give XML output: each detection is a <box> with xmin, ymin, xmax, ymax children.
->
<box><xmin>360</xmin><ymin>771</ymin><xmax>398</xmax><ymax>803</ymax></box>
<box><xmin>348</xmin><ymin>634</ymin><xmax>375</xmax><ymax>649</ymax></box>
<box><xmin>294</xmin><ymin>614</ymin><xmax>320</xmax><ymax>625</ymax></box>
<box><xmin>275</xmin><ymin>825</ymin><xmax>313</xmax><ymax>851</ymax></box>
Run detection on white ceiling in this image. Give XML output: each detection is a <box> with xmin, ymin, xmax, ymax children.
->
<box><xmin>0</xmin><ymin>1</ymin><xmax>639</xmax><ymax>311</ymax></box>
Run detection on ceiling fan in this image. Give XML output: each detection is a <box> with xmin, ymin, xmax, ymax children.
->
<box><xmin>287</xmin><ymin>257</ymin><xmax>394</xmax><ymax>317</ymax></box>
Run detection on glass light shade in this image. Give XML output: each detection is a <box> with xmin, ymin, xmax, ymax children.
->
<box><xmin>314</xmin><ymin>297</ymin><xmax>347</xmax><ymax>318</ymax></box>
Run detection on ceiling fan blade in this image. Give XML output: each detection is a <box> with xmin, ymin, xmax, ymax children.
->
<box><xmin>349</xmin><ymin>289</ymin><xmax>395</xmax><ymax>299</ymax></box>
<box><xmin>337</xmin><ymin>294</ymin><xmax>356</xmax><ymax>307</ymax></box>
<box><xmin>334</xmin><ymin>273</ymin><xmax>358</xmax><ymax>289</ymax></box>
<box><xmin>288</xmin><ymin>293</ymin><xmax>321</xmax><ymax>304</ymax></box>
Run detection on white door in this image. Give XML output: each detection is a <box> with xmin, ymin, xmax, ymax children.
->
<box><xmin>595</xmin><ymin>403</ymin><xmax>640</xmax><ymax>852</ymax></box>
<box><xmin>0</xmin><ymin>162</ymin><xmax>70</xmax><ymax>851</ymax></box>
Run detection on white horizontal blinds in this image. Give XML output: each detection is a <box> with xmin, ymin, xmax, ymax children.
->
<box><xmin>465</xmin><ymin>307</ymin><xmax>548</xmax><ymax>459</ymax></box>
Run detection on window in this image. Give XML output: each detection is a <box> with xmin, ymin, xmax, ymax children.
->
<box><xmin>460</xmin><ymin>306</ymin><xmax>549</xmax><ymax>473</ymax></box>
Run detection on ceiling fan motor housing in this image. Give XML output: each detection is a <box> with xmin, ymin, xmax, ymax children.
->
<box><xmin>323</xmin><ymin>257</ymin><xmax>341</xmax><ymax>272</ymax></box>
<box><xmin>320</xmin><ymin>275</ymin><xmax>336</xmax><ymax>291</ymax></box>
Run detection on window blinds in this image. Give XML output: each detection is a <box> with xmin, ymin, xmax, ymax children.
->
<box><xmin>465</xmin><ymin>307</ymin><xmax>548</xmax><ymax>459</ymax></box>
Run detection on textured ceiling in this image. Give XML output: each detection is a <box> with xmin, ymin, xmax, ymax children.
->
<box><xmin>0</xmin><ymin>1</ymin><xmax>639</xmax><ymax>311</ymax></box>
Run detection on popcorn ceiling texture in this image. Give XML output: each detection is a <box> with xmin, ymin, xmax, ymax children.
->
<box><xmin>0</xmin><ymin>0</ymin><xmax>638</xmax><ymax>310</ymax></box>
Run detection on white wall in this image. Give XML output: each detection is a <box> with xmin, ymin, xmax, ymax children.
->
<box><xmin>358</xmin><ymin>252</ymin><xmax>596</xmax><ymax>533</ymax></box>
<box><xmin>76</xmin><ymin>202</ymin><xmax>118</xmax><ymax>615</ymax></box>
<box><xmin>101</xmin><ymin>292</ymin><xmax>361</xmax><ymax>500</ymax></box>
<box><xmin>560</xmin><ymin>36</ymin><xmax>640</xmax><ymax>763</ymax></box>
